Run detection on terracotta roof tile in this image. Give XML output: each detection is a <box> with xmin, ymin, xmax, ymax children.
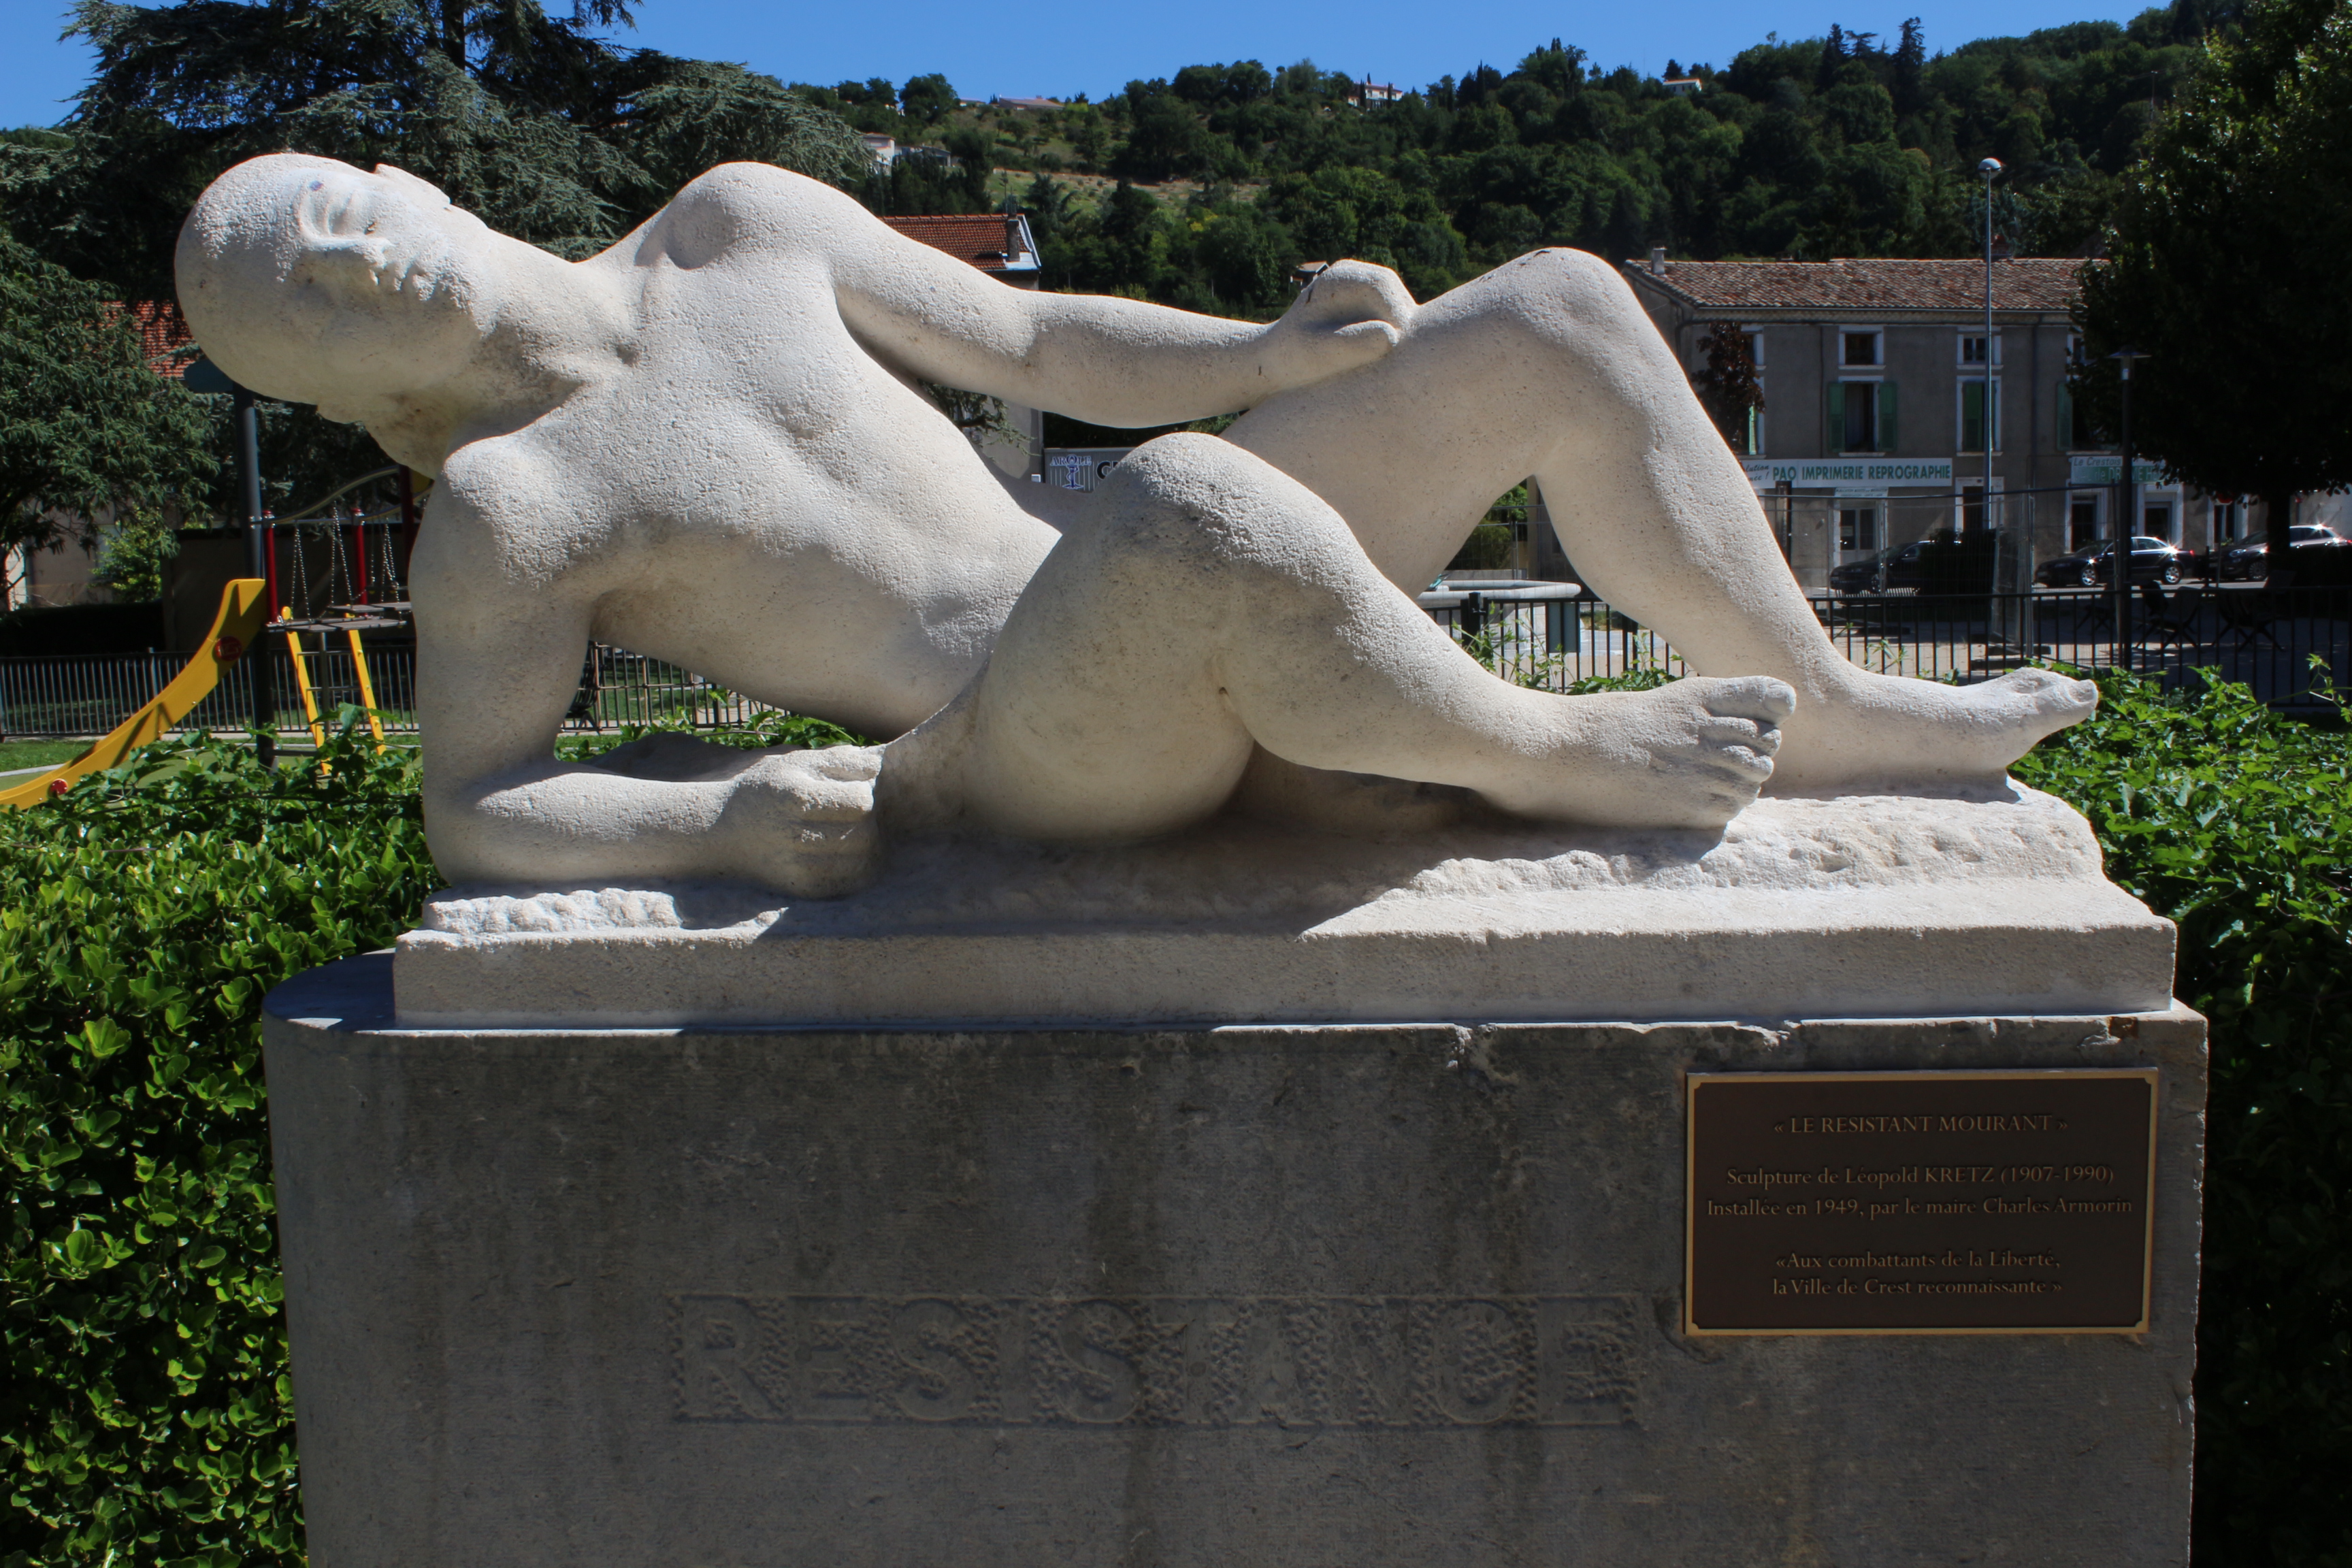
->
<box><xmin>115</xmin><ymin>301</ymin><xmax>195</xmax><ymax>376</ymax></box>
<box><xmin>881</xmin><ymin>214</ymin><xmax>1032</xmax><ymax>274</ymax></box>
<box><xmin>1627</xmin><ymin>257</ymin><xmax>2083</xmax><ymax>313</ymax></box>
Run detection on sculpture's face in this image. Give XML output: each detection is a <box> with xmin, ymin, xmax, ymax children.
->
<box><xmin>178</xmin><ymin>154</ymin><xmax>499</xmax><ymax>415</ymax></box>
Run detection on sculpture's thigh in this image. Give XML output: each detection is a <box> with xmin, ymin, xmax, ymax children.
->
<box><xmin>958</xmin><ymin>570</ymin><xmax>1250</xmax><ymax>842</ymax></box>
<box><xmin>1224</xmin><ymin>249</ymin><xmax>1647</xmax><ymax>588</ymax></box>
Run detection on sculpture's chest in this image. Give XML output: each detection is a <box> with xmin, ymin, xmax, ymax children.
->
<box><xmin>622</xmin><ymin>265</ymin><xmax>909</xmax><ymax>448</ymax></box>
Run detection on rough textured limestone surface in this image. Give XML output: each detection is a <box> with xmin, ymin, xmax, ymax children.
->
<box><xmin>267</xmin><ymin>955</ymin><xmax>2204</xmax><ymax>1568</ymax></box>
<box><xmin>397</xmin><ymin>784</ymin><xmax>2176</xmax><ymax>1026</ymax></box>
<box><xmin>179</xmin><ymin>154</ymin><xmax>2097</xmax><ymax>902</ymax></box>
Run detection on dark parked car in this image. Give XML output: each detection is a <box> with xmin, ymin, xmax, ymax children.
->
<box><xmin>1828</xmin><ymin>540</ymin><xmax>1932</xmax><ymax>594</ymax></box>
<box><xmin>2212</xmin><ymin>523</ymin><xmax>2351</xmax><ymax>580</ymax></box>
<box><xmin>2034</xmin><ymin>536</ymin><xmax>2184</xmax><ymax>588</ymax></box>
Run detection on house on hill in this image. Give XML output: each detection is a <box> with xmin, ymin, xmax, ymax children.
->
<box><xmin>1622</xmin><ymin>250</ymin><xmax>2266</xmax><ymax>589</ymax></box>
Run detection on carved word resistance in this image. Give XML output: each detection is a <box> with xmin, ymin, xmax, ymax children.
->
<box><xmin>673</xmin><ymin>1294</ymin><xmax>1642</xmax><ymax>1428</ymax></box>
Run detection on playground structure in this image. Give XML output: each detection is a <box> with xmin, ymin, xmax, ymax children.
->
<box><xmin>260</xmin><ymin>467</ymin><xmax>419</xmax><ymax>748</ymax></box>
<box><xmin>0</xmin><ymin>468</ymin><xmax>423</xmax><ymax>807</ymax></box>
<box><xmin>0</xmin><ymin>577</ymin><xmax>270</xmax><ymax>808</ymax></box>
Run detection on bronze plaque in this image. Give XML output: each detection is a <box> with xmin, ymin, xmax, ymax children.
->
<box><xmin>1685</xmin><ymin>1069</ymin><xmax>2157</xmax><ymax>1335</ymax></box>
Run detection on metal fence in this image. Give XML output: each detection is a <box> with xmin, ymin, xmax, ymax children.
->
<box><xmin>0</xmin><ymin>644</ymin><xmax>791</xmax><ymax>741</ymax></box>
<box><xmin>4</xmin><ymin>585</ymin><xmax>2345</xmax><ymax>743</ymax></box>
<box><xmin>1425</xmin><ymin>582</ymin><xmax>2348</xmax><ymax>709</ymax></box>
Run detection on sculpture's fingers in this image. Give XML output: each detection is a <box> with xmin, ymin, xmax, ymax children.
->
<box><xmin>1698</xmin><ymin>676</ymin><xmax>1797</xmax><ymax>724</ymax></box>
<box><xmin>1693</xmin><ymin>715</ymin><xmax>1784</xmax><ymax>753</ymax></box>
<box><xmin>1313</xmin><ymin>259</ymin><xmax>1417</xmax><ymax>328</ymax></box>
<box><xmin>1332</xmin><ymin>319</ymin><xmax>1402</xmax><ymax>355</ymax></box>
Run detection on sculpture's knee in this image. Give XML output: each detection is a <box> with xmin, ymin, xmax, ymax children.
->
<box><xmin>1477</xmin><ymin>245</ymin><xmax>1665</xmax><ymax>353</ymax></box>
<box><xmin>1092</xmin><ymin>433</ymin><xmax>1360</xmax><ymax>574</ymax></box>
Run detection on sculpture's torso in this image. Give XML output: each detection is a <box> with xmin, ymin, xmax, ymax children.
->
<box><xmin>417</xmin><ymin>170</ymin><xmax>1062</xmax><ymax>740</ymax></box>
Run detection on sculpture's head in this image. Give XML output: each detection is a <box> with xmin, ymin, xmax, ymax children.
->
<box><xmin>176</xmin><ymin>153</ymin><xmax>502</xmax><ymax>417</ymax></box>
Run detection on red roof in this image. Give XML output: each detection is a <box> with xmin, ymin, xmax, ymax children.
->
<box><xmin>881</xmin><ymin>214</ymin><xmax>1034</xmax><ymax>274</ymax></box>
<box><xmin>118</xmin><ymin>300</ymin><xmax>195</xmax><ymax>376</ymax></box>
<box><xmin>1628</xmin><ymin>257</ymin><xmax>2084</xmax><ymax>313</ymax></box>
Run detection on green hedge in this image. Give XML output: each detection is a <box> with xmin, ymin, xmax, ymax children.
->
<box><xmin>1</xmin><ymin>726</ymin><xmax>431</xmax><ymax>1567</ymax></box>
<box><xmin>2010</xmin><ymin>669</ymin><xmax>2351</xmax><ymax>1565</ymax></box>
<box><xmin>1</xmin><ymin>683</ymin><xmax>2346</xmax><ymax>1565</ymax></box>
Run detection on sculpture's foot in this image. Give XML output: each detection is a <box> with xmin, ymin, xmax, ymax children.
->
<box><xmin>1476</xmin><ymin>676</ymin><xmax>1795</xmax><ymax>832</ymax></box>
<box><xmin>1767</xmin><ymin>668</ymin><xmax>2098</xmax><ymax>794</ymax></box>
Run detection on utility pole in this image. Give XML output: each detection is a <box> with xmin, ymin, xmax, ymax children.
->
<box><xmin>2109</xmin><ymin>348</ymin><xmax>2149</xmax><ymax>673</ymax></box>
<box><xmin>1978</xmin><ymin>158</ymin><xmax>2001</xmax><ymax>537</ymax></box>
<box><xmin>233</xmin><ymin>382</ymin><xmax>276</xmax><ymax>767</ymax></box>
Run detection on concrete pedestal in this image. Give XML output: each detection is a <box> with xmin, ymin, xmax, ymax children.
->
<box><xmin>265</xmin><ymin>956</ymin><xmax>2203</xmax><ymax>1567</ymax></box>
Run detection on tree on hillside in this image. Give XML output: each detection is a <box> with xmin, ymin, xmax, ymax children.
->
<box><xmin>2074</xmin><ymin>0</ymin><xmax>2352</xmax><ymax>579</ymax></box>
<box><xmin>0</xmin><ymin>0</ymin><xmax>865</xmax><ymax>513</ymax></box>
<box><xmin>0</xmin><ymin>237</ymin><xmax>214</xmax><ymax>606</ymax></box>
<box><xmin>0</xmin><ymin>0</ymin><xmax>866</xmax><ymax>306</ymax></box>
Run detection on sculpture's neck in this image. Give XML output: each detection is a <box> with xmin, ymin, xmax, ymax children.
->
<box><xmin>361</xmin><ymin>246</ymin><xmax>639</xmax><ymax>477</ymax></box>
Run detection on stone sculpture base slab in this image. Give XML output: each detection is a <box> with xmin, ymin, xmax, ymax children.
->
<box><xmin>265</xmin><ymin>956</ymin><xmax>2203</xmax><ymax>1568</ymax></box>
<box><xmin>396</xmin><ymin>786</ymin><xmax>2175</xmax><ymax>1027</ymax></box>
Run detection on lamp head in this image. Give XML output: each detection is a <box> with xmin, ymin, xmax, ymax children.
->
<box><xmin>1978</xmin><ymin>157</ymin><xmax>2003</xmax><ymax>179</ymax></box>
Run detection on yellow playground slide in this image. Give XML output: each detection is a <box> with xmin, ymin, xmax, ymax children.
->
<box><xmin>0</xmin><ymin>578</ymin><xmax>271</xmax><ymax>810</ymax></box>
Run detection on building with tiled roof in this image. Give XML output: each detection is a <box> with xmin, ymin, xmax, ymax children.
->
<box><xmin>1620</xmin><ymin>249</ymin><xmax>2255</xmax><ymax>585</ymax></box>
<box><xmin>881</xmin><ymin>212</ymin><xmax>1040</xmax><ymax>287</ymax></box>
<box><xmin>1631</xmin><ymin>256</ymin><xmax>2082</xmax><ymax>315</ymax></box>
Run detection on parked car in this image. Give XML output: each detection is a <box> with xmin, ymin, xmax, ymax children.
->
<box><xmin>2211</xmin><ymin>523</ymin><xmax>2351</xmax><ymax>580</ymax></box>
<box><xmin>1828</xmin><ymin>540</ymin><xmax>1932</xmax><ymax>594</ymax></box>
<box><xmin>2034</xmin><ymin>536</ymin><xmax>2184</xmax><ymax>588</ymax></box>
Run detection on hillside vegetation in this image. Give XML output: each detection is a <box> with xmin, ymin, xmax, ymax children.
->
<box><xmin>810</xmin><ymin>2</ymin><xmax>2227</xmax><ymax>313</ymax></box>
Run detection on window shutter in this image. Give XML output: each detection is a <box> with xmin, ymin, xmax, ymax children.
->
<box><xmin>2056</xmin><ymin>382</ymin><xmax>2073</xmax><ymax>450</ymax></box>
<box><xmin>1876</xmin><ymin>381</ymin><xmax>1897</xmax><ymax>453</ymax></box>
<box><xmin>1827</xmin><ymin>382</ymin><xmax>1846</xmax><ymax>450</ymax></box>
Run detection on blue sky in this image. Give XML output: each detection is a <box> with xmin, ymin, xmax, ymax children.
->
<box><xmin>3</xmin><ymin>0</ymin><xmax>2160</xmax><ymax>129</ymax></box>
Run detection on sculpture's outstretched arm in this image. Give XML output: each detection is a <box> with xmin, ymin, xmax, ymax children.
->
<box><xmin>729</xmin><ymin>168</ymin><xmax>1414</xmax><ymax>427</ymax></box>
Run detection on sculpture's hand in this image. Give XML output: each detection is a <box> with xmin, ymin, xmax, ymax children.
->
<box><xmin>717</xmin><ymin>745</ymin><xmax>884</xmax><ymax>898</ymax></box>
<box><xmin>1256</xmin><ymin>259</ymin><xmax>1416</xmax><ymax>391</ymax></box>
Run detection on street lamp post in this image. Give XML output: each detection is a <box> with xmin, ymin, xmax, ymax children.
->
<box><xmin>232</xmin><ymin>382</ymin><xmax>276</xmax><ymax>768</ymax></box>
<box><xmin>2109</xmin><ymin>347</ymin><xmax>2150</xmax><ymax>672</ymax></box>
<box><xmin>1977</xmin><ymin>159</ymin><xmax>2001</xmax><ymax>538</ymax></box>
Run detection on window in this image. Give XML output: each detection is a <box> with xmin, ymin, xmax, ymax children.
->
<box><xmin>1744</xmin><ymin>330</ymin><xmax>1765</xmax><ymax>368</ymax></box>
<box><xmin>1961</xmin><ymin>485</ymin><xmax>1988</xmax><ymax>532</ymax></box>
<box><xmin>1959</xmin><ymin>333</ymin><xmax>2001</xmax><ymax>365</ymax></box>
<box><xmin>1959</xmin><ymin>378</ymin><xmax>2002</xmax><ymax>453</ymax></box>
<box><xmin>1841</xmin><ymin>330</ymin><xmax>1882</xmax><ymax>368</ymax></box>
<box><xmin>2069</xmin><ymin>495</ymin><xmax>2103</xmax><ymax>550</ymax></box>
<box><xmin>2057</xmin><ymin>380</ymin><xmax>2101</xmax><ymax>451</ymax></box>
<box><xmin>2212</xmin><ymin>500</ymin><xmax>2243</xmax><ymax>540</ymax></box>
<box><xmin>2142</xmin><ymin>500</ymin><xmax>2177</xmax><ymax>544</ymax></box>
<box><xmin>1838</xmin><ymin>504</ymin><xmax>1880</xmax><ymax>554</ymax></box>
<box><xmin>1830</xmin><ymin>381</ymin><xmax>1895</xmax><ymax>453</ymax></box>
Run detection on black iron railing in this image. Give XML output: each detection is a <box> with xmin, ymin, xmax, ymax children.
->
<box><xmin>3</xmin><ymin>584</ymin><xmax>2341</xmax><ymax>742</ymax></box>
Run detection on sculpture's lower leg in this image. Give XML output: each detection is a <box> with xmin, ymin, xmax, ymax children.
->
<box><xmin>1225</xmin><ymin>248</ymin><xmax>2095</xmax><ymax>789</ymax></box>
<box><xmin>919</xmin><ymin>435</ymin><xmax>1793</xmax><ymax>841</ymax></box>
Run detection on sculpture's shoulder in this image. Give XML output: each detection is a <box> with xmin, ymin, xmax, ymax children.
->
<box><xmin>652</xmin><ymin>163</ymin><xmax>873</xmax><ymax>270</ymax></box>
